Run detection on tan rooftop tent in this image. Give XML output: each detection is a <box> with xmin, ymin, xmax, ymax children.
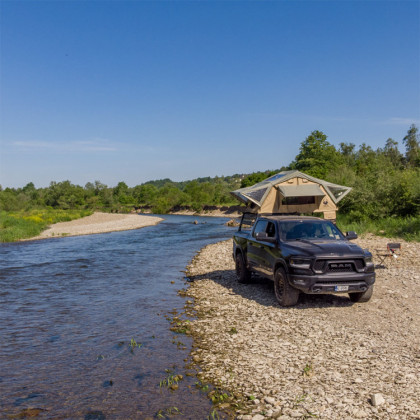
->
<box><xmin>231</xmin><ymin>170</ymin><xmax>352</xmax><ymax>220</ymax></box>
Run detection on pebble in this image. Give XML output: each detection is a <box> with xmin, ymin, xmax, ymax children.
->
<box><xmin>371</xmin><ymin>393</ymin><xmax>385</xmax><ymax>406</ymax></box>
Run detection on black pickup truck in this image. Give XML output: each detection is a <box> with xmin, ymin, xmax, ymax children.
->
<box><xmin>233</xmin><ymin>214</ymin><xmax>375</xmax><ymax>306</ymax></box>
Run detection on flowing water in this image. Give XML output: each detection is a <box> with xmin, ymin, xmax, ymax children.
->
<box><xmin>0</xmin><ymin>215</ymin><xmax>234</xmax><ymax>419</ymax></box>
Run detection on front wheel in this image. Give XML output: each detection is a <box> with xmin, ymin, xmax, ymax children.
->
<box><xmin>349</xmin><ymin>286</ymin><xmax>373</xmax><ymax>303</ymax></box>
<box><xmin>235</xmin><ymin>253</ymin><xmax>251</xmax><ymax>283</ymax></box>
<box><xmin>274</xmin><ymin>267</ymin><xmax>299</xmax><ymax>307</ymax></box>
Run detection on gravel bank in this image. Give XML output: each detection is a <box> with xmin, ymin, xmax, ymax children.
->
<box><xmin>28</xmin><ymin>212</ymin><xmax>163</xmax><ymax>240</ymax></box>
<box><xmin>185</xmin><ymin>236</ymin><xmax>420</xmax><ymax>419</ymax></box>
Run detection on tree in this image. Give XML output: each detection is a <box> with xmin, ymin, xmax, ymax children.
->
<box><xmin>403</xmin><ymin>124</ymin><xmax>420</xmax><ymax>168</ymax></box>
<box><xmin>240</xmin><ymin>170</ymin><xmax>279</xmax><ymax>188</ymax></box>
<box><xmin>291</xmin><ymin>130</ymin><xmax>343</xmax><ymax>179</ymax></box>
<box><xmin>383</xmin><ymin>138</ymin><xmax>403</xmax><ymax>168</ymax></box>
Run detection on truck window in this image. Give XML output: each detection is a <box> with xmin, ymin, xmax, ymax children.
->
<box><xmin>239</xmin><ymin>213</ymin><xmax>257</xmax><ymax>231</ymax></box>
<box><xmin>279</xmin><ymin>220</ymin><xmax>345</xmax><ymax>241</ymax></box>
<box><xmin>253</xmin><ymin>220</ymin><xmax>268</xmax><ymax>238</ymax></box>
<box><xmin>266</xmin><ymin>222</ymin><xmax>276</xmax><ymax>238</ymax></box>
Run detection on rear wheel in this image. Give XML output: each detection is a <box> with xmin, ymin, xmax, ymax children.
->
<box><xmin>274</xmin><ymin>267</ymin><xmax>299</xmax><ymax>307</ymax></box>
<box><xmin>349</xmin><ymin>286</ymin><xmax>373</xmax><ymax>303</ymax></box>
<box><xmin>235</xmin><ymin>253</ymin><xmax>251</xmax><ymax>283</ymax></box>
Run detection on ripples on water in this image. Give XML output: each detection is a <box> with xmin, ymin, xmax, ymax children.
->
<box><xmin>0</xmin><ymin>215</ymin><xmax>234</xmax><ymax>419</ymax></box>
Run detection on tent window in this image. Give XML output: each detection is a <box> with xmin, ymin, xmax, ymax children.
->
<box><xmin>282</xmin><ymin>196</ymin><xmax>315</xmax><ymax>205</ymax></box>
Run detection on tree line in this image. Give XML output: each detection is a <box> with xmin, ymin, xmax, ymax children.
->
<box><xmin>0</xmin><ymin>176</ymin><xmax>242</xmax><ymax>214</ymax></box>
<box><xmin>1</xmin><ymin>125</ymin><xmax>419</xmax><ymax>220</ymax></box>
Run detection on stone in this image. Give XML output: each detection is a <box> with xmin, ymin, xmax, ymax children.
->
<box><xmin>352</xmin><ymin>409</ymin><xmax>368</xmax><ymax>418</ymax></box>
<box><xmin>371</xmin><ymin>393</ymin><xmax>385</xmax><ymax>407</ymax></box>
<box><xmin>264</xmin><ymin>396</ymin><xmax>276</xmax><ymax>405</ymax></box>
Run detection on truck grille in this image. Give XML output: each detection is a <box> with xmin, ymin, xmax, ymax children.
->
<box><xmin>313</xmin><ymin>260</ymin><xmax>326</xmax><ymax>271</ymax></box>
<box><xmin>328</xmin><ymin>262</ymin><xmax>354</xmax><ymax>272</ymax></box>
<box><xmin>313</xmin><ymin>259</ymin><xmax>364</xmax><ymax>273</ymax></box>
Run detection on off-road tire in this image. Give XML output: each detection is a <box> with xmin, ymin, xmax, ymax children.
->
<box><xmin>349</xmin><ymin>286</ymin><xmax>373</xmax><ymax>303</ymax></box>
<box><xmin>235</xmin><ymin>253</ymin><xmax>251</xmax><ymax>283</ymax></box>
<box><xmin>274</xmin><ymin>267</ymin><xmax>299</xmax><ymax>307</ymax></box>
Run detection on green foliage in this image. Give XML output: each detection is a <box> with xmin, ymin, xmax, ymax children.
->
<box><xmin>291</xmin><ymin>130</ymin><xmax>343</xmax><ymax>178</ymax></box>
<box><xmin>240</xmin><ymin>170</ymin><xmax>279</xmax><ymax>188</ymax></box>
<box><xmin>403</xmin><ymin>124</ymin><xmax>420</xmax><ymax>168</ymax></box>
<box><xmin>0</xmin><ymin>209</ymin><xmax>92</xmax><ymax>242</ymax></box>
<box><xmin>336</xmin><ymin>213</ymin><xmax>420</xmax><ymax>242</ymax></box>
<box><xmin>0</xmin><ymin>175</ymin><xmax>242</xmax><ymax>216</ymax></box>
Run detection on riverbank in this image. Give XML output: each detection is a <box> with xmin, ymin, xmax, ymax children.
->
<box><xmin>25</xmin><ymin>212</ymin><xmax>163</xmax><ymax>240</ymax></box>
<box><xmin>185</xmin><ymin>236</ymin><xmax>420</xmax><ymax>419</ymax></box>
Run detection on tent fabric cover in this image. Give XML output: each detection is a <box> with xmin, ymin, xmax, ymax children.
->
<box><xmin>231</xmin><ymin>170</ymin><xmax>352</xmax><ymax>209</ymax></box>
<box><xmin>277</xmin><ymin>184</ymin><xmax>325</xmax><ymax>197</ymax></box>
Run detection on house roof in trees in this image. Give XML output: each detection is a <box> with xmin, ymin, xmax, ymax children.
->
<box><xmin>231</xmin><ymin>170</ymin><xmax>352</xmax><ymax>208</ymax></box>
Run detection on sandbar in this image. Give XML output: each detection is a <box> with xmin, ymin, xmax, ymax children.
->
<box><xmin>28</xmin><ymin>212</ymin><xmax>163</xmax><ymax>240</ymax></box>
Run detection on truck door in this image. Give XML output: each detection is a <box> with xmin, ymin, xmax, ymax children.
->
<box><xmin>248</xmin><ymin>219</ymin><xmax>268</xmax><ymax>274</ymax></box>
<box><xmin>258</xmin><ymin>221</ymin><xmax>278</xmax><ymax>277</ymax></box>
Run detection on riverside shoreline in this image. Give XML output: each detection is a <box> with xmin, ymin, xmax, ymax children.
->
<box><xmin>185</xmin><ymin>236</ymin><xmax>420</xmax><ymax>419</ymax></box>
<box><xmin>25</xmin><ymin>212</ymin><xmax>163</xmax><ymax>240</ymax></box>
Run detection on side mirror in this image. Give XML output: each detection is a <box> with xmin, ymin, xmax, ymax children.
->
<box><xmin>346</xmin><ymin>231</ymin><xmax>358</xmax><ymax>240</ymax></box>
<box><xmin>256</xmin><ymin>232</ymin><xmax>277</xmax><ymax>244</ymax></box>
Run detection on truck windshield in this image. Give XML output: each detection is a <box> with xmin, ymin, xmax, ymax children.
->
<box><xmin>279</xmin><ymin>220</ymin><xmax>345</xmax><ymax>241</ymax></box>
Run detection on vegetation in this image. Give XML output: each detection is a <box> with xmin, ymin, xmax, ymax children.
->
<box><xmin>0</xmin><ymin>209</ymin><xmax>92</xmax><ymax>242</ymax></box>
<box><xmin>1</xmin><ymin>125</ymin><xmax>418</xmax><ymax>241</ymax></box>
<box><xmin>0</xmin><ymin>177</ymin><xmax>241</xmax><ymax>215</ymax></box>
<box><xmin>336</xmin><ymin>214</ymin><xmax>420</xmax><ymax>242</ymax></box>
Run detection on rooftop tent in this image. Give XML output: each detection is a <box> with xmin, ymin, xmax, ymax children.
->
<box><xmin>231</xmin><ymin>170</ymin><xmax>352</xmax><ymax>220</ymax></box>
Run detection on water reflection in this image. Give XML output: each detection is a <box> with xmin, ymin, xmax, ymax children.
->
<box><xmin>0</xmin><ymin>215</ymin><xmax>233</xmax><ymax>418</ymax></box>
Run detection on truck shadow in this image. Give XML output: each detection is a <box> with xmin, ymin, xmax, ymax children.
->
<box><xmin>187</xmin><ymin>269</ymin><xmax>354</xmax><ymax>309</ymax></box>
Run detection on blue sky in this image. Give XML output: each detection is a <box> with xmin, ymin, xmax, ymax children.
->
<box><xmin>1</xmin><ymin>0</ymin><xmax>419</xmax><ymax>188</ymax></box>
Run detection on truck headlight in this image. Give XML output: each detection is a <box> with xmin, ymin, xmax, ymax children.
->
<box><xmin>364</xmin><ymin>255</ymin><xmax>374</xmax><ymax>272</ymax></box>
<box><xmin>290</xmin><ymin>258</ymin><xmax>311</xmax><ymax>270</ymax></box>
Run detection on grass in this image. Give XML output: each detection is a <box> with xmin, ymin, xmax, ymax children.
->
<box><xmin>336</xmin><ymin>214</ymin><xmax>420</xmax><ymax>242</ymax></box>
<box><xmin>159</xmin><ymin>373</ymin><xmax>183</xmax><ymax>389</ymax></box>
<box><xmin>129</xmin><ymin>338</ymin><xmax>142</xmax><ymax>352</ymax></box>
<box><xmin>0</xmin><ymin>209</ymin><xmax>93</xmax><ymax>242</ymax></box>
<box><xmin>303</xmin><ymin>362</ymin><xmax>313</xmax><ymax>377</ymax></box>
<box><xmin>156</xmin><ymin>406</ymin><xmax>182</xmax><ymax>418</ymax></box>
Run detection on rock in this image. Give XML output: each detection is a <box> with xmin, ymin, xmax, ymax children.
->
<box><xmin>371</xmin><ymin>393</ymin><xmax>385</xmax><ymax>406</ymax></box>
<box><xmin>352</xmin><ymin>409</ymin><xmax>368</xmax><ymax>418</ymax></box>
<box><xmin>264</xmin><ymin>396</ymin><xmax>276</xmax><ymax>405</ymax></box>
<box><xmin>251</xmin><ymin>415</ymin><xmax>265</xmax><ymax>420</ymax></box>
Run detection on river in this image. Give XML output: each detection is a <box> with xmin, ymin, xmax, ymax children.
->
<box><xmin>0</xmin><ymin>215</ymin><xmax>234</xmax><ymax>419</ymax></box>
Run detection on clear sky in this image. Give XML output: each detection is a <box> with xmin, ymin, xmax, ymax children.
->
<box><xmin>1</xmin><ymin>0</ymin><xmax>419</xmax><ymax>189</ymax></box>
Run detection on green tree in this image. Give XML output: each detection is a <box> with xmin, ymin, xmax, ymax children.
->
<box><xmin>383</xmin><ymin>138</ymin><xmax>403</xmax><ymax>168</ymax></box>
<box><xmin>403</xmin><ymin>124</ymin><xmax>420</xmax><ymax>168</ymax></box>
<box><xmin>240</xmin><ymin>170</ymin><xmax>279</xmax><ymax>188</ymax></box>
<box><xmin>291</xmin><ymin>130</ymin><xmax>343</xmax><ymax>178</ymax></box>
